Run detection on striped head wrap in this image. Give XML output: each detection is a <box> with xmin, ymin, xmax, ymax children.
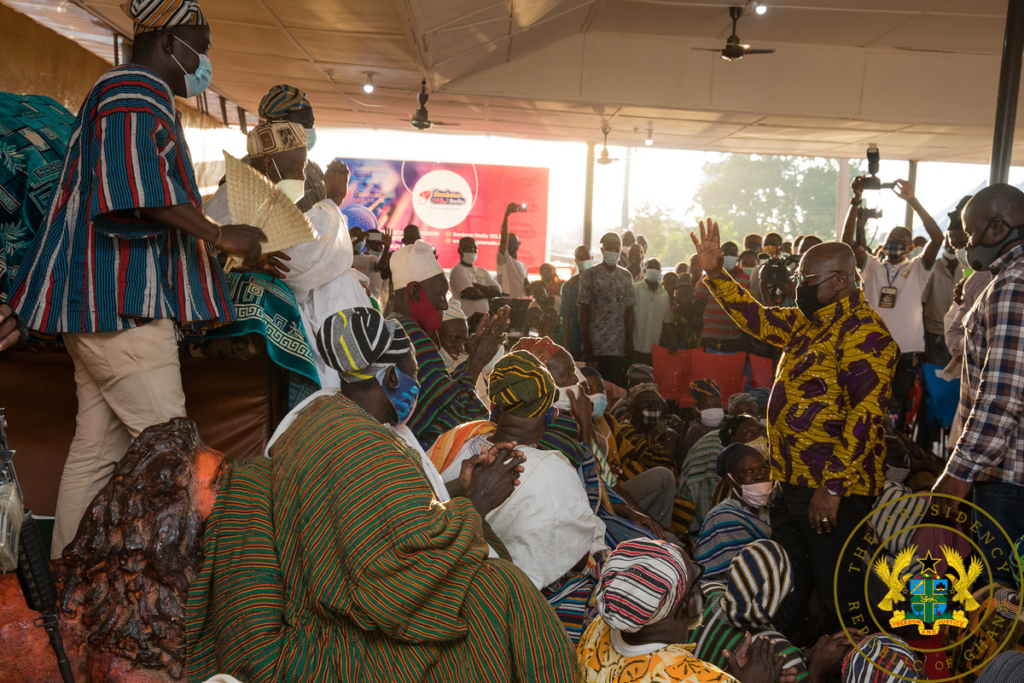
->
<box><xmin>594</xmin><ymin>538</ymin><xmax>689</xmax><ymax>633</ymax></box>
<box><xmin>259</xmin><ymin>84</ymin><xmax>312</xmax><ymax>121</ymax></box>
<box><xmin>723</xmin><ymin>539</ymin><xmax>792</xmax><ymax>631</ymax></box>
<box><xmin>443</xmin><ymin>298</ymin><xmax>468</xmax><ymax>322</ymax></box>
<box><xmin>690</xmin><ymin>378</ymin><xmax>721</xmax><ymax>401</ymax></box>
<box><xmin>627</xmin><ymin>364</ymin><xmax>655</xmax><ymax>385</ymax></box>
<box><xmin>121</xmin><ymin>0</ymin><xmax>207</xmax><ymax>34</ymax></box>
<box><xmin>488</xmin><ymin>351</ymin><xmax>556</xmax><ymax>418</ymax></box>
<box><xmin>315</xmin><ymin>307</ymin><xmax>411</xmax><ymax>383</ymax></box>
<box><xmin>977</xmin><ymin>651</ymin><xmax>1024</xmax><ymax>683</ymax></box>
<box><xmin>627</xmin><ymin>382</ymin><xmax>661</xmax><ymax>405</ymax></box>
<box><xmin>246</xmin><ymin>121</ymin><xmax>306</xmax><ymax>158</ymax></box>
<box><xmin>728</xmin><ymin>393</ymin><xmax>757</xmax><ymax>411</ymax></box>
<box><xmin>511</xmin><ymin>336</ymin><xmax>561</xmax><ymax>364</ymax></box>
<box><xmin>842</xmin><ymin>634</ymin><xmax>917</xmax><ymax>683</ymax></box>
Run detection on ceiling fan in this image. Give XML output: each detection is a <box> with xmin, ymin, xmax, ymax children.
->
<box><xmin>596</xmin><ymin>125</ymin><xmax>619</xmax><ymax>165</ymax></box>
<box><xmin>692</xmin><ymin>6</ymin><xmax>775</xmax><ymax>61</ymax></box>
<box><xmin>404</xmin><ymin>80</ymin><xmax>460</xmax><ymax>130</ymax></box>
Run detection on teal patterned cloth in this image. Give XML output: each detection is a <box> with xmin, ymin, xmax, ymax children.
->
<box><xmin>0</xmin><ymin>93</ymin><xmax>74</xmax><ymax>301</ymax></box>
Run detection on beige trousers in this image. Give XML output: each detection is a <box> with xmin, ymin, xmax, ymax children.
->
<box><xmin>51</xmin><ymin>318</ymin><xmax>186</xmax><ymax>558</ymax></box>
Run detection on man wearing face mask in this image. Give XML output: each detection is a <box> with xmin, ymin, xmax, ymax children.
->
<box><xmin>692</xmin><ymin>218</ymin><xmax>898</xmax><ymax>642</ymax></box>
<box><xmin>932</xmin><ymin>184</ymin><xmax>1024</xmax><ymax>586</ymax></box>
<box><xmin>842</xmin><ymin>176</ymin><xmax>945</xmax><ymax>429</ymax></box>
<box><xmin>695</xmin><ymin>241</ymin><xmax>751</xmax><ymax>353</ymax></box>
<box><xmin>632</xmin><ymin>258</ymin><xmax>675</xmax><ymax>366</ymax></box>
<box><xmin>256</xmin><ymin>84</ymin><xmax>326</xmax><ymax>214</ymax></box>
<box><xmin>496</xmin><ymin>203</ymin><xmax>529</xmax><ymax>299</ymax></box>
<box><xmin>8</xmin><ymin>0</ymin><xmax>272</xmax><ymax>557</ymax></box>
<box><xmin>580</xmin><ymin>232</ymin><xmax>636</xmax><ymax>387</ymax></box>
<box><xmin>560</xmin><ymin>245</ymin><xmax>592</xmax><ymax>360</ymax></box>
<box><xmin>450</xmin><ymin>236</ymin><xmax>502</xmax><ymax>319</ymax></box>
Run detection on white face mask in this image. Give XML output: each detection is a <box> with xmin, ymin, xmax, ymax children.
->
<box><xmin>731</xmin><ymin>476</ymin><xmax>773</xmax><ymax>508</ymax></box>
<box><xmin>886</xmin><ymin>465</ymin><xmax>910</xmax><ymax>484</ymax></box>
<box><xmin>462</xmin><ymin>252</ymin><xmax>478</xmax><ymax>264</ymax></box>
<box><xmin>270</xmin><ymin>158</ymin><xmax>305</xmax><ymax>204</ymax></box>
<box><xmin>553</xmin><ymin>385</ymin><xmax>579</xmax><ymax>413</ymax></box>
<box><xmin>700</xmin><ymin>407</ymin><xmax>725</xmax><ymax>428</ymax></box>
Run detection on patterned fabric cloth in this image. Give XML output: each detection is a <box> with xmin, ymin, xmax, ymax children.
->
<box><xmin>258</xmin><ymin>84</ymin><xmax>311</xmax><ymax>120</ymax></box>
<box><xmin>543</xmin><ymin>559</ymin><xmax>600</xmax><ymax>645</ymax></box>
<box><xmin>691</xmin><ymin>378</ymin><xmax>721</xmax><ymax>403</ymax></box>
<box><xmin>627</xmin><ymin>364</ymin><xmax>656</xmax><ymax>384</ymax></box>
<box><xmin>615</xmin><ymin>422</ymin><xmax>697</xmax><ymax>535</ymax></box>
<box><xmin>977</xmin><ymin>651</ymin><xmax>1024</xmax><ymax>683</ymax></box>
<box><xmin>866</xmin><ymin>481</ymin><xmax>928</xmax><ymax>558</ymax></box>
<box><xmin>694</xmin><ymin>498</ymin><xmax>771</xmax><ymax>580</ymax></box>
<box><xmin>695</xmin><ymin>269</ymin><xmax>750</xmax><ymax>341</ymax></box>
<box><xmin>395</xmin><ymin>315</ymin><xmax>488</xmax><ymax>449</ymax></box>
<box><xmin>0</xmin><ymin>93</ymin><xmax>74</xmax><ymax>303</ymax></box>
<box><xmin>10</xmin><ymin>65</ymin><xmax>235</xmax><ymax>334</ymax></box>
<box><xmin>512</xmin><ymin>335</ymin><xmax>562</xmax><ymax>364</ymax></box>
<box><xmin>594</xmin><ymin>538</ymin><xmax>689</xmax><ymax>632</ymax></box>
<box><xmin>705</xmin><ymin>273</ymin><xmax>898</xmax><ymax>496</ymax></box>
<box><xmin>246</xmin><ymin>121</ymin><xmax>306</xmax><ymax>157</ymax></box>
<box><xmin>721</xmin><ymin>539</ymin><xmax>791</xmax><ymax>630</ymax></box>
<box><xmin>120</xmin><ymin>0</ymin><xmax>207</xmax><ymax>33</ymax></box>
<box><xmin>489</xmin><ymin>350</ymin><xmax>557</xmax><ymax>417</ymax></box>
<box><xmin>578</xmin><ymin>263</ymin><xmax>636</xmax><ymax>356</ymax></box>
<box><xmin>186</xmin><ymin>394</ymin><xmax>578</xmax><ymax>683</ymax></box>
<box><xmin>315</xmin><ymin>307</ymin><xmax>410</xmax><ymax>382</ymax></box>
<box><xmin>945</xmin><ymin>585</ymin><xmax>1024</xmax><ymax>682</ymax></box>
<box><xmin>688</xmin><ymin>582</ymin><xmax>805</xmax><ymax>682</ymax></box>
<box><xmin>946</xmin><ymin>270</ymin><xmax>993</xmax><ymax>358</ymax></box>
<box><xmin>947</xmin><ymin>241</ymin><xmax>1024</xmax><ymax>485</ymax></box>
<box><xmin>678</xmin><ymin>430</ymin><xmax>723</xmax><ymax>539</ymax></box>
<box><xmin>577</xmin><ymin>616</ymin><xmax>736</xmax><ymax>683</ymax></box>
<box><xmin>842</xmin><ymin>634</ymin><xmax>917</xmax><ymax>683</ymax></box>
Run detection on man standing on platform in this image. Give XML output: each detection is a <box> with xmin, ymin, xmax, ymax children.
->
<box><xmin>692</xmin><ymin>218</ymin><xmax>898</xmax><ymax>642</ymax></box>
<box><xmin>9</xmin><ymin>0</ymin><xmax>266</xmax><ymax>558</ymax></box>
<box><xmin>579</xmin><ymin>232</ymin><xmax>635</xmax><ymax>387</ymax></box>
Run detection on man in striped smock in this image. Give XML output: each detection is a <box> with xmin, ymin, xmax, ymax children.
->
<box><xmin>8</xmin><ymin>0</ymin><xmax>266</xmax><ymax>558</ymax></box>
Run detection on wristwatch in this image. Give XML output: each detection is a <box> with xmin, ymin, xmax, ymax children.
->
<box><xmin>850</xmin><ymin>197</ymin><xmax>862</xmax><ymax>206</ymax></box>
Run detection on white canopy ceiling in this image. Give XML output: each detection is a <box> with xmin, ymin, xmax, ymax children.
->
<box><xmin>71</xmin><ymin>0</ymin><xmax>1019</xmax><ymax>163</ymax></box>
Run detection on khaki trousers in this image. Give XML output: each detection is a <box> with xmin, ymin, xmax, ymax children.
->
<box><xmin>51</xmin><ymin>319</ymin><xmax>186</xmax><ymax>558</ymax></box>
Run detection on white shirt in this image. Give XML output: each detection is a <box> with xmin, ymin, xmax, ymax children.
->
<box><xmin>496</xmin><ymin>250</ymin><xmax>529</xmax><ymax>298</ymax></box>
<box><xmin>352</xmin><ymin>252</ymin><xmax>385</xmax><ymax>298</ymax></box>
<box><xmin>861</xmin><ymin>253</ymin><xmax>931</xmax><ymax>354</ymax></box>
<box><xmin>449</xmin><ymin>261</ymin><xmax>500</xmax><ymax>318</ymax></box>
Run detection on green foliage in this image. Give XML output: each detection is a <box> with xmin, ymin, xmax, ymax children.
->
<box><xmin>630</xmin><ymin>204</ymin><xmax>693</xmax><ymax>268</ymax></box>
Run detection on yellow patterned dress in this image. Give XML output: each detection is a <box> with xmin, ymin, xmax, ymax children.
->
<box><xmin>577</xmin><ymin>616</ymin><xmax>737</xmax><ymax>683</ymax></box>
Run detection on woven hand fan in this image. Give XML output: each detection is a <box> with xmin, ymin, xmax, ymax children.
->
<box><xmin>222</xmin><ymin>151</ymin><xmax>316</xmax><ymax>271</ymax></box>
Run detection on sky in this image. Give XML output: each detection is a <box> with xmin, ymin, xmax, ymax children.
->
<box><xmin>312</xmin><ymin>126</ymin><xmax>1024</xmax><ymax>265</ymax></box>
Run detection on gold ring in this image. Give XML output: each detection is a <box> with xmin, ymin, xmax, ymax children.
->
<box><xmin>821</xmin><ymin>517</ymin><xmax>828</xmax><ymax>523</ymax></box>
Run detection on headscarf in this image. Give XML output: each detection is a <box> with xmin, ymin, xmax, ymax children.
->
<box><xmin>246</xmin><ymin>121</ymin><xmax>307</xmax><ymax>158</ymax></box>
<box><xmin>627</xmin><ymin>382</ymin><xmax>661</xmax><ymax>405</ymax></box>
<box><xmin>841</xmin><ymin>634</ymin><xmax>917</xmax><ymax>683</ymax></box>
<box><xmin>511</xmin><ymin>336</ymin><xmax>561</xmax><ymax>364</ymax></box>
<box><xmin>315</xmin><ymin>307</ymin><xmax>411</xmax><ymax>383</ymax></box>
<box><xmin>627</xmin><ymin>364</ymin><xmax>655</xmax><ymax>385</ymax></box>
<box><xmin>977</xmin><ymin>651</ymin><xmax>1024</xmax><ymax>683</ymax></box>
<box><xmin>723</xmin><ymin>539</ymin><xmax>792</xmax><ymax>631</ymax></box>
<box><xmin>594</xmin><ymin>538</ymin><xmax>689</xmax><ymax>633</ymax></box>
<box><xmin>748</xmin><ymin>387</ymin><xmax>771</xmax><ymax>413</ymax></box>
<box><xmin>488</xmin><ymin>351</ymin><xmax>556</xmax><ymax>418</ymax></box>
<box><xmin>691</xmin><ymin>378</ymin><xmax>721</xmax><ymax>402</ymax></box>
<box><xmin>392</xmin><ymin>241</ymin><xmax>444</xmax><ymax>289</ymax></box>
<box><xmin>728</xmin><ymin>393</ymin><xmax>756</xmax><ymax>411</ymax></box>
<box><xmin>259</xmin><ymin>84</ymin><xmax>311</xmax><ymax>121</ymax></box>
<box><xmin>121</xmin><ymin>0</ymin><xmax>207</xmax><ymax>34</ymax></box>
<box><xmin>715</xmin><ymin>443</ymin><xmax>761</xmax><ymax>478</ymax></box>
<box><xmin>442</xmin><ymin>298</ymin><xmax>467</xmax><ymax>322</ymax></box>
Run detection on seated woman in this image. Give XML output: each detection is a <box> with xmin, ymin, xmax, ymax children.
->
<box><xmin>690</xmin><ymin>540</ymin><xmax>806</xmax><ymax>680</ymax></box>
<box><xmin>577</xmin><ymin>537</ymin><xmax>781</xmax><ymax>683</ymax></box>
<box><xmin>678</xmin><ymin>378</ymin><xmax>724</xmax><ymax>461</ymax></box>
<box><xmin>695</xmin><ymin>443</ymin><xmax>772</xmax><ymax>580</ymax></box>
<box><xmin>679</xmin><ymin>412</ymin><xmax>766</xmax><ymax>541</ymax></box>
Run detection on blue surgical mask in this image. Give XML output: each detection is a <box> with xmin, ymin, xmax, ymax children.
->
<box><xmin>645</xmin><ymin>268</ymin><xmax>662</xmax><ymax>283</ymax></box>
<box><xmin>353</xmin><ymin>240</ymin><xmax>365</xmax><ymax>254</ymax></box>
<box><xmin>740</xmin><ymin>266</ymin><xmax>755</xmax><ymax>276</ymax></box>
<box><xmin>591</xmin><ymin>393</ymin><xmax>608</xmax><ymax>418</ymax></box>
<box><xmin>377</xmin><ymin>366</ymin><xmax>420</xmax><ymax>426</ymax></box>
<box><xmin>576</xmin><ymin>259</ymin><xmax>593</xmax><ymax>272</ymax></box>
<box><xmin>602</xmin><ymin>250</ymin><xmax>619</xmax><ymax>266</ymax></box>
<box><xmin>306</xmin><ymin>128</ymin><xmax>317</xmax><ymax>151</ymax></box>
<box><xmin>171</xmin><ymin>38</ymin><xmax>213</xmax><ymax>99</ymax></box>
<box><xmin>722</xmin><ymin>255</ymin><xmax>738</xmax><ymax>271</ymax></box>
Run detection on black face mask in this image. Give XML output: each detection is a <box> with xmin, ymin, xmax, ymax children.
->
<box><xmin>796</xmin><ymin>272</ymin><xmax>840</xmax><ymax>319</ymax></box>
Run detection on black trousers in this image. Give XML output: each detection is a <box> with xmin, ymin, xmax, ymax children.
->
<box><xmin>771</xmin><ymin>483</ymin><xmax>876</xmax><ymax>644</ymax></box>
<box><xmin>891</xmin><ymin>353</ymin><xmax>916</xmax><ymax>430</ymax></box>
<box><xmin>595</xmin><ymin>356</ymin><xmax>629</xmax><ymax>387</ymax></box>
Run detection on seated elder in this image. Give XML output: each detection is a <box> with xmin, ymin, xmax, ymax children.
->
<box><xmin>186</xmin><ymin>309</ymin><xmax>577</xmax><ymax>683</ymax></box>
<box><xmin>695</xmin><ymin>443</ymin><xmax>772</xmax><ymax>580</ymax></box>
<box><xmin>577</xmin><ymin>538</ymin><xmax>783</xmax><ymax>683</ymax></box>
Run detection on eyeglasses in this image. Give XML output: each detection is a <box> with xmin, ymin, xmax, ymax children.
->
<box><xmin>792</xmin><ymin>270</ymin><xmax>841</xmax><ymax>287</ymax></box>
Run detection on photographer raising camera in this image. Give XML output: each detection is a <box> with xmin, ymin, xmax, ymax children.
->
<box><xmin>842</xmin><ymin>176</ymin><xmax>944</xmax><ymax>429</ymax></box>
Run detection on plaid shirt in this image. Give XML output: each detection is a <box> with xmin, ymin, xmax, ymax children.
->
<box><xmin>706</xmin><ymin>272</ymin><xmax>899</xmax><ymax>496</ymax></box>
<box><xmin>9</xmin><ymin>65</ymin><xmax>234</xmax><ymax>334</ymax></box>
<box><xmin>947</xmin><ymin>242</ymin><xmax>1024</xmax><ymax>484</ymax></box>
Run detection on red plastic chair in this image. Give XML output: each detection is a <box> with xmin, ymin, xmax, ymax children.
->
<box><xmin>748</xmin><ymin>354</ymin><xmax>775</xmax><ymax>389</ymax></box>
<box><xmin>690</xmin><ymin>350</ymin><xmax>747</xmax><ymax>408</ymax></box>
<box><xmin>652</xmin><ymin>346</ymin><xmax>692</xmax><ymax>406</ymax></box>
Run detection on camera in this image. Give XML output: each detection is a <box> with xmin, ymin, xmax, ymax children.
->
<box><xmin>860</xmin><ymin>144</ymin><xmax>895</xmax><ymax>191</ymax></box>
<box><xmin>758</xmin><ymin>253</ymin><xmax>800</xmax><ymax>306</ymax></box>
<box><xmin>857</xmin><ymin>207</ymin><xmax>882</xmax><ymax>220</ymax></box>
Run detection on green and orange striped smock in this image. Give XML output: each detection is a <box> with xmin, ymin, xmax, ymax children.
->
<box><xmin>186</xmin><ymin>393</ymin><xmax>578</xmax><ymax>682</ymax></box>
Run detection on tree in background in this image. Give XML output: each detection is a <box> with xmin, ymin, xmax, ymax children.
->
<box><xmin>630</xmin><ymin>203</ymin><xmax>693</xmax><ymax>268</ymax></box>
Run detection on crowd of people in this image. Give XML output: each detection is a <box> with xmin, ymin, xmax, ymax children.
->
<box><xmin>0</xmin><ymin>2</ymin><xmax>1023</xmax><ymax>682</ymax></box>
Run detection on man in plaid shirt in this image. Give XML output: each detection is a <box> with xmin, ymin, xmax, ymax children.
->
<box><xmin>933</xmin><ymin>184</ymin><xmax>1024</xmax><ymax>585</ymax></box>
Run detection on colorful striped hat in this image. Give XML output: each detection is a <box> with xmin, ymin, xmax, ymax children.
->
<box><xmin>259</xmin><ymin>84</ymin><xmax>312</xmax><ymax>121</ymax></box>
<box><xmin>246</xmin><ymin>121</ymin><xmax>306</xmax><ymax>158</ymax></box>
<box><xmin>627</xmin><ymin>382</ymin><xmax>661</xmax><ymax>405</ymax></box>
<box><xmin>315</xmin><ymin>307</ymin><xmax>411</xmax><ymax>383</ymax></box>
<box><xmin>442</xmin><ymin>298</ymin><xmax>467</xmax><ymax>322</ymax></box>
<box><xmin>488</xmin><ymin>351</ymin><xmax>556</xmax><ymax>418</ymax></box>
<box><xmin>121</xmin><ymin>0</ymin><xmax>207</xmax><ymax>34</ymax></box>
<box><xmin>626</xmin><ymin>363</ymin><xmax>655</xmax><ymax>384</ymax></box>
<box><xmin>723</xmin><ymin>539</ymin><xmax>792</xmax><ymax>631</ymax></box>
<box><xmin>690</xmin><ymin>378</ymin><xmax>721</xmax><ymax>401</ymax></box>
<box><xmin>511</xmin><ymin>336</ymin><xmax>561</xmax><ymax>364</ymax></box>
<box><xmin>594</xmin><ymin>538</ymin><xmax>689</xmax><ymax>633</ymax></box>
<box><xmin>842</xmin><ymin>634</ymin><xmax>917</xmax><ymax>683</ymax></box>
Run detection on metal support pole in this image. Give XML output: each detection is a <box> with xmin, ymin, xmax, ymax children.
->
<box><xmin>904</xmin><ymin>160</ymin><xmax>918</xmax><ymax>228</ymax></box>
<box><xmin>237</xmin><ymin>106</ymin><xmax>248</xmax><ymax>135</ymax></box>
<box><xmin>219</xmin><ymin>96</ymin><xmax>229</xmax><ymax>127</ymax></box>
<box><xmin>834</xmin><ymin>158</ymin><xmax>850</xmax><ymax>241</ymax></box>
<box><xmin>990</xmin><ymin>0</ymin><xmax>1024</xmax><ymax>185</ymax></box>
<box><xmin>584</xmin><ymin>142</ymin><xmax>595</xmax><ymax>249</ymax></box>
<box><xmin>621</xmin><ymin>146</ymin><xmax>632</xmax><ymax>231</ymax></box>
<box><xmin>113</xmin><ymin>34</ymin><xmax>119</xmax><ymax>66</ymax></box>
